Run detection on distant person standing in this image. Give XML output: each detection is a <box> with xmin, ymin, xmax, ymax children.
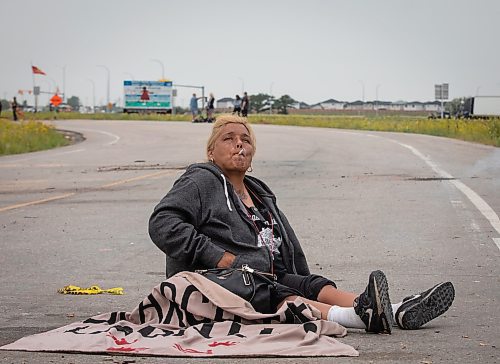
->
<box><xmin>241</xmin><ymin>91</ymin><xmax>249</xmax><ymax>117</ymax></box>
<box><xmin>207</xmin><ymin>93</ymin><xmax>215</xmax><ymax>121</ymax></box>
<box><xmin>190</xmin><ymin>93</ymin><xmax>199</xmax><ymax>121</ymax></box>
<box><xmin>232</xmin><ymin>95</ymin><xmax>241</xmax><ymax>116</ymax></box>
<box><xmin>11</xmin><ymin>97</ymin><xmax>18</xmax><ymax>121</ymax></box>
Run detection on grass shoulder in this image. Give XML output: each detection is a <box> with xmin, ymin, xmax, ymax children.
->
<box><xmin>248</xmin><ymin>114</ymin><xmax>500</xmax><ymax>147</ymax></box>
<box><xmin>2</xmin><ymin>113</ymin><xmax>497</xmax><ymax>156</ymax></box>
<box><xmin>0</xmin><ymin>118</ymin><xmax>70</xmax><ymax>155</ymax></box>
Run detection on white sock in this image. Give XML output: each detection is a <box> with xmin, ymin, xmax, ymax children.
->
<box><xmin>327</xmin><ymin>305</ymin><xmax>366</xmax><ymax>329</ymax></box>
<box><xmin>328</xmin><ymin>302</ymin><xmax>405</xmax><ymax>328</ymax></box>
<box><xmin>392</xmin><ymin>302</ymin><xmax>403</xmax><ymax>316</ymax></box>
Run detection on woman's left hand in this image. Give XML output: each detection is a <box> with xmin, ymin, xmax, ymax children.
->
<box><xmin>217</xmin><ymin>251</ymin><xmax>236</xmax><ymax>268</ymax></box>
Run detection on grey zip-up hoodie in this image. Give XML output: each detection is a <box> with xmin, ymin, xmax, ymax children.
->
<box><xmin>149</xmin><ymin>162</ymin><xmax>311</xmax><ymax>278</ymax></box>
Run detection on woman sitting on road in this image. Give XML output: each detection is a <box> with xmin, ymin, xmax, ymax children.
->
<box><xmin>149</xmin><ymin>114</ymin><xmax>455</xmax><ymax>334</ymax></box>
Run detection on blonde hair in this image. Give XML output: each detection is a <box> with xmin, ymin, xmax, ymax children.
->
<box><xmin>206</xmin><ymin>114</ymin><xmax>256</xmax><ymax>159</ymax></box>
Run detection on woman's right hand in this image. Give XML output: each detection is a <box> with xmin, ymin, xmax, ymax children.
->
<box><xmin>217</xmin><ymin>251</ymin><xmax>236</xmax><ymax>268</ymax></box>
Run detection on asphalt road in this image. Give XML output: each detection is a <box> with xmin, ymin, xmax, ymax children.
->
<box><xmin>0</xmin><ymin>119</ymin><xmax>499</xmax><ymax>363</ymax></box>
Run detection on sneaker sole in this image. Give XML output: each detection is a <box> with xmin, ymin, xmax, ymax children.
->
<box><xmin>371</xmin><ymin>270</ymin><xmax>393</xmax><ymax>334</ymax></box>
<box><xmin>396</xmin><ymin>282</ymin><xmax>455</xmax><ymax>330</ymax></box>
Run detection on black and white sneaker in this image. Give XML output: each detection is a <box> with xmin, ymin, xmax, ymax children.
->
<box><xmin>354</xmin><ymin>270</ymin><xmax>393</xmax><ymax>334</ymax></box>
<box><xmin>395</xmin><ymin>281</ymin><xmax>455</xmax><ymax>330</ymax></box>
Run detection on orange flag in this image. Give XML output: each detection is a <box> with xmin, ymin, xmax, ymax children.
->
<box><xmin>32</xmin><ymin>65</ymin><xmax>46</xmax><ymax>75</ymax></box>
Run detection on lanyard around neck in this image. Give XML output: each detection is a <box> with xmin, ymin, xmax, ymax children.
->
<box><xmin>243</xmin><ymin>204</ymin><xmax>275</xmax><ymax>275</ymax></box>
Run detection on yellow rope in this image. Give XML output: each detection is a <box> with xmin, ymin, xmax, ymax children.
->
<box><xmin>57</xmin><ymin>285</ymin><xmax>124</xmax><ymax>295</ymax></box>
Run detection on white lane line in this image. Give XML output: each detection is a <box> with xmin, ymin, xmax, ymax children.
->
<box><xmin>396</xmin><ymin>141</ymin><xmax>500</xmax><ymax>249</ymax></box>
<box><xmin>78</xmin><ymin>128</ymin><xmax>120</xmax><ymax>145</ymax></box>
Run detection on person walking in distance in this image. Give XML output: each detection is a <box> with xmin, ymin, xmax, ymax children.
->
<box><xmin>232</xmin><ymin>95</ymin><xmax>241</xmax><ymax>116</ymax></box>
<box><xmin>11</xmin><ymin>97</ymin><xmax>18</xmax><ymax>121</ymax></box>
<box><xmin>241</xmin><ymin>92</ymin><xmax>249</xmax><ymax>117</ymax></box>
<box><xmin>207</xmin><ymin>93</ymin><xmax>215</xmax><ymax>121</ymax></box>
<box><xmin>190</xmin><ymin>93</ymin><xmax>199</xmax><ymax>121</ymax></box>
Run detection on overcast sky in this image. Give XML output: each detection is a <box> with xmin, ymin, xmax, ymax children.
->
<box><xmin>2</xmin><ymin>0</ymin><xmax>499</xmax><ymax>108</ymax></box>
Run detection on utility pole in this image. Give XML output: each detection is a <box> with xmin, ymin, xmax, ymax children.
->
<box><xmin>270</xmin><ymin>82</ymin><xmax>274</xmax><ymax>114</ymax></box>
<box><xmin>97</xmin><ymin>65</ymin><xmax>110</xmax><ymax>112</ymax></box>
<box><xmin>358</xmin><ymin>80</ymin><xmax>365</xmax><ymax>115</ymax></box>
<box><xmin>59</xmin><ymin>65</ymin><xmax>67</xmax><ymax>102</ymax></box>
<box><xmin>87</xmin><ymin>79</ymin><xmax>95</xmax><ymax>113</ymax></box>
<box><xmin>375</xmin><ymin>84</ymin><xmax>381</xmax><ymax>116</ymax></box>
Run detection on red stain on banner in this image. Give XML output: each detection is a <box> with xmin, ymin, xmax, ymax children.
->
<box><xmin>106</xmin><ymin>333</ymin><xmax>138</xmax><ymax>346</ymax></box>
<box><xmin>106</xmin><ymin>346</ymin><xmax>148</xmax><ymax>352</ymax></box>
<box><xmin>105</xmin><ymin>333</ymin><xmax>146</xmax><ymax>352</ymax></box>
<box><xmin>208</xmin><ymin>341</ymin><xmax>238</xmax><ymax>347</ymax></box>
<box><xmin>173</xmin><ymin>343</ymin><xmax>213</xmax><ymax>355</ymax></box>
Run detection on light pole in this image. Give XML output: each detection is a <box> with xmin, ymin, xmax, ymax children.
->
<box><xmin>57</xmin><ymin>65</ymin><xmax>67</xmax><ymax>102</ymax></box>
<box><xmin>375</xmin><ymin>84</ymin><xmax>381</xmax><ymax>116</ymax></box>
<box><xmin>150</xmin><ymin>59</ymin><xmax>165</xmax><ymax>80</ymax></box>
<box><xmin>475</xmin><ymin>86</ymin><xmax>482</xmax><ymax>96</ymax></box>
<box><xmin>358</xmin><ymin>80</ymin><xmax>365</xmax><ymax>114</ymax></box>
<box><xmin>269</xmin><ymin>82</ymin><xmax>274</xmax><ymax>114</ymax></box>
<box><xmin>87</xmin><ymin>79</ymin><xmax>95</xmax><ymax>113</ymax></box>
<box><xmin>358</xmin><ymin>80</ymin><xmax>365</xmax><ymax>102</ymax></box>
<box><xmin>97</xmin><ymin>65</ymin><xmax>110</xmax><ymax>112</ymax></box>
<box><xmin>123</xmin><ymin>72</ymin><xmax>135</xmax><ymax>80</ymax></box>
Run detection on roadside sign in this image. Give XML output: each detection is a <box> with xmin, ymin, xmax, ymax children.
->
<box><xmin>442</xmin><ymin>83</ymin><xmax>449</xmax><ymax>99</ymax></box>
<box><xmin>435</xmin><ymin>85</ymin><xmax>442</xmax><ymax>100</ymax></box>
<box><xmin>435</xmin><ymin>83</ymin><xmax>449</xmax><ymax>100</ymax></box>
<box><xmin>124</xmin><ymin>80</ymin><xmax>172</xmax><ymax>111</ymax></box>
<box><xmin>50</xmin><ymin>94</ymin><xmax>62</xmax><ymax>107</ymax></box>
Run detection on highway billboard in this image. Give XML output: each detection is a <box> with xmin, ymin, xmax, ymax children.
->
<box><xmin>123</xmin><ymin>80</ymin><xmax>172</xmax><ymax>113</ymax></box>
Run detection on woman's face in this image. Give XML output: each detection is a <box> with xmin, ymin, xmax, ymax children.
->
<box><xmin>209</xmin><ymin>123</ymin><xmax>254</xmax><ymax>175</ymax></box>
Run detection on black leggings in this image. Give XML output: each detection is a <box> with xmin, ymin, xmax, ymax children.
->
<box><xmin>271</xmin><ymin>273</ymin><xmax>337</xmax><ymax>311</ymax></box>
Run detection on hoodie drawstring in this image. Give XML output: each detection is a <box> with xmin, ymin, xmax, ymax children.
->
<box><xmin>220</xmin><ymin>174</ymin><xmax>233</xmax><ymax>211</ymax></box>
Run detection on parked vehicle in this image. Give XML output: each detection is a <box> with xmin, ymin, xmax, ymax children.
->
<box><xmin>428</xmin><ymin>111</ymin><xmax>451</xmax><ymax>119</ymax></box>
<box><xmin>470</xmin><ymin>96</ymin><xmax>500</xmax><ymax>118</ymax></box>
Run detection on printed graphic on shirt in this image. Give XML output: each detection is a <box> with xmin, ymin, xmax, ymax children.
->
<box><xmin>248</xmin><ymin>207</ymin><xmax>282</xmax><ymax>254</ymax></box>
<box><xmin>256</xmin><ymin>227</ymin><xmax>281</xmax><ymax>254</ymax></box>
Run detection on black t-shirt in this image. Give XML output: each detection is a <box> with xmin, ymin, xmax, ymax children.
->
<box><xmin>244</xmin><ymin>200</ymin><xmax>287</xmax><ymax>276</ymax></box>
